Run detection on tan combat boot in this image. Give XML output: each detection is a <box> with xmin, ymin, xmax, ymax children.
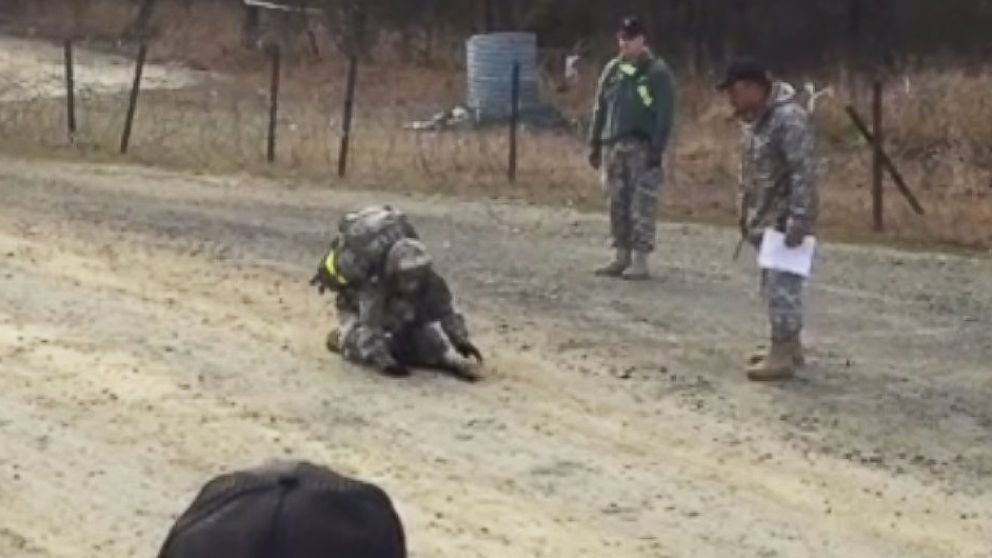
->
<box><xmin>747</xmin><ymin>340</ymin><xmax>805</xmax><ymax>367</ymax></box>
<box><xmin>746</xmin><ymin>340</ymin><xmax>797</xmax><ymax>381</ymax></box>
<box><xmin>594</xmin><ymin>249</ymin><xmax>631</xmax><ymax>277</ymax></box>
<box><xmin>621</xmin><ymin>250</ymin><xmax>650</xmax><ymax>281</ymax></box>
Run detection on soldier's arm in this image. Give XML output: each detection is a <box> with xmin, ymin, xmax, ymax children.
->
<box><xmin>588</xmin><ymin>60</ymin><xmax>615</xmax><ymax>148</ymax></box>
<box><xmin>781</xmin><ymin>111</ymin><xmax>817</xmax><ymax>233</ymax></box>
<box><xmin>648</xmin><ymin>61</ymin><xmax>677</xmax><ymax>156</ymax></box>
<box><xmin>422</xmin><ymin>273</ymin><xmax>471</xmax><ymax>347</ymax></box>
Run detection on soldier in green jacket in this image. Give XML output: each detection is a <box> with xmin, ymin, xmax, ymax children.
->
<box><xmin>588</xmin><ymin>16</ymin><xmax>677</xmax><ymax>280</ymax></box>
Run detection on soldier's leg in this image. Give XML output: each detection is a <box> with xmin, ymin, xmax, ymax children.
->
<box><xmin>326</xmin><ymin>292</ymin><xmax>356</xmax><ymax>354</ymax></box>
<box><xmin>338</xmin><ymin>315</ymin><xmax>362</xmax><ymax>360</ymax></box>
<box><xmin>596</xmin><ymin>145</ymin><xmax>633</xmax><ymax>276</ymax></box>
<box><xmin>748</xmin><ymin>269</ymin><xmax>804</xmax><ymax>380</ymax></box>
<box><xmin>394</xmin><ymin>323</ymin><xmax>477</xmax><ymax>381</ymax></box>
<box><xmin>768</xmin><ymin>270</ymin><xmax>804</xmax><ymax>343</ymax></box>
<box><xmin>623</xmin><ymin>146</ymin><xmax>663</xmax><ymax>280</ymax></box>
<box><xmin>326</xmin><ymin>315</ymin><xmax>352</xmax><ymax>354</ymax></box>
<box><xmin>749</xmin><ymin>267</ymin><xmax>805</xmax><ymax>366</ymax></box>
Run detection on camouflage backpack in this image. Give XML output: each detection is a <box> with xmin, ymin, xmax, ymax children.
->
<box><xmin>311</xmin><ymin>206</ymin><xmax>419</xmax><ymax>294</ymax></box>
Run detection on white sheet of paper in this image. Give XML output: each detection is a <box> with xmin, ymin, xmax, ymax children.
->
<box><xmin>757</xmin><ymin>228</ymin><xmax>817</xmax><ymax>277</ymax></box>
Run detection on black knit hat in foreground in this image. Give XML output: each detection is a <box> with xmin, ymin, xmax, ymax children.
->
<box><xmin>157</xmin><ymin>461</ymin><xmax>407</xmax><ymax>558</ymax></box>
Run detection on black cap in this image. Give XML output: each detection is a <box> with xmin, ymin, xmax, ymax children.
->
<box><xmin>716</xmin><ymin>57</ymin><xmax>772</xmax><ymax>90</ymax></box>
<box><xmin>618</xmin><ymin>16</ymin><xmax>645</xmax><ymax>40</ymax></box>
<box><xmin>157</xmin><ymin>461</ymin><xmax>407</xmax><ymax>558</ymax></box>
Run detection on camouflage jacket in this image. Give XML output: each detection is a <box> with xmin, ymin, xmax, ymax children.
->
<box><xmin>739</xmin><ymin>81</ymin><xmax>819</xmax><ymax>237</ymax></box>
<box><xmin>338</xmin><ymin>270</ymin><xmax>470</xmax><ymax>367</ymax></box>
<box><xmin>589</xmin><ymin>50</ymin><xmax>676</xmax><ymax>155</ymax></box>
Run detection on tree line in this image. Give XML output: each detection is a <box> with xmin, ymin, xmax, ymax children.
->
<box><xmin>7</xmin><ymin>0</ymin><xmax>992</xmax><ymax>74</ymax></box>
<box><xmin>325</xmin><ymin>0</ymin><xmax>992</xmax><ymax>74</ymax></box>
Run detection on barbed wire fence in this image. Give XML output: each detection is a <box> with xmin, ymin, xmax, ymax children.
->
<box><xmin>0</xmin><ymin>19</ymin><xmax>991</xmax><ymax>247</ymax></box>
<box><xmin>0</xmin><ymin>34</ymin><xmax>591</xmax><ymax>200</ymax></box>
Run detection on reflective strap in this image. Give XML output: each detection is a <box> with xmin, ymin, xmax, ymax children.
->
<box><xmin>637</xmin><ymin>84</ymin><xmax>653</xmax><ymax>107</ymax></box>
<box><xmin>619</xmin><ymin>63</ymin><xmax>637</xmax><ymax>76</ymax></box>
<box><xmin>324</xmin><ymin>250</ymin><xmax>348</xmax><ymax>286</ymax></box>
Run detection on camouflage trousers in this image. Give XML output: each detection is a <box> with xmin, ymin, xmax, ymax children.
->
<box><xmin>602</xmin><ymin>138</ymin><xmax>664</xmax><ymax>253</ymax></box>
<box><xmin>339</xmin><ymin>313</ymin><xmax>457</xmax><ymax>369</ymax></box>
<box><xmin>762</xmin><ymin>270</ymin><xmax>805</xmax><ymax>342</ymax></box>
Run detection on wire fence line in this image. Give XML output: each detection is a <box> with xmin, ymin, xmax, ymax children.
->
<box><xmin>0</xmin><ymin>38</ymin><xmax>586</xmax><ymax>196</ymax></box>
<box><xmin>3</xmin><ymin>35</ymin><xmax>992</xmax><ymax>248</ymax></box>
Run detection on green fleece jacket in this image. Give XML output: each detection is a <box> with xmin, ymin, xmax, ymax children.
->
<box><xmin>588</xmin><ymin>51</ymin><xmax>676</xmax><ymax>157</ymax></box>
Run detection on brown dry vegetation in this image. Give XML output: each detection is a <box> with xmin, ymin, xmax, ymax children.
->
<box><xmin>2</xmin><ymin>0</ymin><xmax>992</xmax><ymax>250</ymax></box>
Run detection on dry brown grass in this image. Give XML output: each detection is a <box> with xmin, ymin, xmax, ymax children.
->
<box><xmin>2</xmin><ymin>1</ymin><xmax>992</xmax><ymax>251</ymax></box>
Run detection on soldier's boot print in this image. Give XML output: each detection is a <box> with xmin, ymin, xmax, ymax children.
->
<box><xmin>621</xmin><ymin>250</ymin><xmax>650</xmax><ymax>281</ymax></box>
<box><xmin>747</xmin><ymin>339</ymin><xmax>805</xmax><ymax>367</ymax></box>
<box><xmin>594</xmin><ymin>249</ymin><xmax>631</xmax><ymax>277</ymax></box>
<box><xmin>746</xmin><ymin>339</ymin><xmax>798</xmax><ymax>381</ymax></box>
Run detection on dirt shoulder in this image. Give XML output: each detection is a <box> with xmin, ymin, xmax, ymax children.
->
<box><xmin>0</xmin><ymin>157</ymin><xmax>988</xmax><ymax>557</ymax></box>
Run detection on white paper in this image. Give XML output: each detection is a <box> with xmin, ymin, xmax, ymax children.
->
<box><xmin>757</xmin><ymin>228</ymin><xmax>817</xmax><ymax>277</ymax></box>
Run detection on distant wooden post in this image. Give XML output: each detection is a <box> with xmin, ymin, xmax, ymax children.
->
<box><xmin>63</xmin><ymin>39</ymin><xmax>76</xmax><ymax>143</ymax></box>
<box><xmin>267</xmin><ymin>44</ymin><xmax>281</xmax><ymax>163</ymax></box>
<box><xmin>337</xmin><ymin>54</ymin><xmax>359</xmax><ymax>178</ymax></box>
<box><xmin>120</xmin><ymin>42</ymin><xmax>148</xmax><ymax>155</ymax></box>
<box><xmin>845</xmin><ymin>105</ymin><xmax>925</xmax><ymax>217</ymax></box>
<box><xmin>872</xmin><ymin>79</ymin><xmax>884</xmax><ymax>231</ymax></box>
<box><xmin>508</xmin><ymin>62</ymin><xmax>520</xmax><ymax>182</ymax></box>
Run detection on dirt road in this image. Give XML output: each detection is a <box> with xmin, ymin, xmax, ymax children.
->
<box><xmin>0</xmin><ymin>157</ymin><xmax>988</xmax><ymax>557</ymax></box>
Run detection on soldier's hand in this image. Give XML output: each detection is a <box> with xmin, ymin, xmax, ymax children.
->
<box><xmin>456</xmin><ymin>341</ymin><xmax>484</xmax><ymax>363</ymax></box>
<box><xmin>309</xmin><ymin>274</ymin><xmax>327</xmax><ymax>295</ymax></box>
<box><xmin>588</xmin><ymin>147</ymin><xmax>602</xmax><ymax>170</ymax></box>
<box><xmin>646</xmin><ymin>154</ymin><xmax>662</xmax><ymax>169</ymax></box>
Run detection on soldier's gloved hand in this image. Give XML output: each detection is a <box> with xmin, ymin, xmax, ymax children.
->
<box><xmin>309</xmin><ymin>274</ymin><xmax>327</xmax><ymax>294</ymax></box>
<box><xmin>646</xmin><ymin>153</ymin><xmax>662</xmax><ymax>169</ymax></box>
<box><xmin>784</xmin><ymin>220</ymin><xmax>807</xmax><ymax>248</ymax></box>
<box><xmin>455</xmin><ymin>341</ymin><xmax>484</xmax><ymax>363</ymax></box>
<box><xmin>588</xmin><ymin>146</ymin><xmax>602</xmax><ymax>170</ymax></box>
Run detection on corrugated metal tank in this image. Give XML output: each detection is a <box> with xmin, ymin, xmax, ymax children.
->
<box><xmin>466</xmin><ymin>32</ymin><xmax>540</xmax><ymax>121</ymax></box>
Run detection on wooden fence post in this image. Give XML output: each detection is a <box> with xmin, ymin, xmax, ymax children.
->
<box><xmin>337</xmin><ymin>54</ymin><xmax>359</xmax><ymax>178</ymax></box>
<box><xmin>120</xmin><ymin>42</ymin><xmax>148</xmax><ymax>155</ymax></box>
<box><xmin>508</xmin><ymin>61</ymin><xmax>520</xmax><ymax>182</ymax></box>
<box><xmin>64</xmin><ymin>39</ymin><xmax>76</xmax><ymax>143</ymax></box>
<box><xmin>872</xmin><ymin>79</ymin><xmax>884</xmax><ymax>231</ymax></box>
<box><xmin>267</xmin><ymin>44</ymin><xmax>281</xmax><ymax>163</ymax></box>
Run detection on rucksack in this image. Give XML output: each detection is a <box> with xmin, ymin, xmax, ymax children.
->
<box><xmin>310</xmin><ymin>206</ymin><xmax>419</xmax><ymax>294</ymax></box>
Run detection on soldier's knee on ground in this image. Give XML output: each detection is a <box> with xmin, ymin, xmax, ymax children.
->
<box><xmin>325</xmin><ymin>327</ymin><xmax>343</xmax><ymax>354</ymax></box>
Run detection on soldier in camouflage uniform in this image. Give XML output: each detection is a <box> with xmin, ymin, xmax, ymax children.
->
<box><xmin>588</xmin><ymin>16</ymin><xmax>676</xmax><ymax>280</ymax></box>
<box><xmin>718</xmin><ymin>58</ymin><xmax>818</xmax><ymax>381</ymax></box>
<box><xmin>311</xmin><ymin>210</ymin><xmax>482</xmax><ymax>381</ymax></box>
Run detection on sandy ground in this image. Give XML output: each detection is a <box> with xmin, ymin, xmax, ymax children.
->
<box><xmin>0</xmin><ymin>35</ymin><xmax>201</xmax><ymax>102</ymax></box>
<box><xmin>0</xmin><ymin>31</ymin><xmax>989</xmax><ymax>558</ymax></box>
<box><xmin>0</xmin><ymin>157</ymin><xmax>988</xmax><ymax>558</ymax></box>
